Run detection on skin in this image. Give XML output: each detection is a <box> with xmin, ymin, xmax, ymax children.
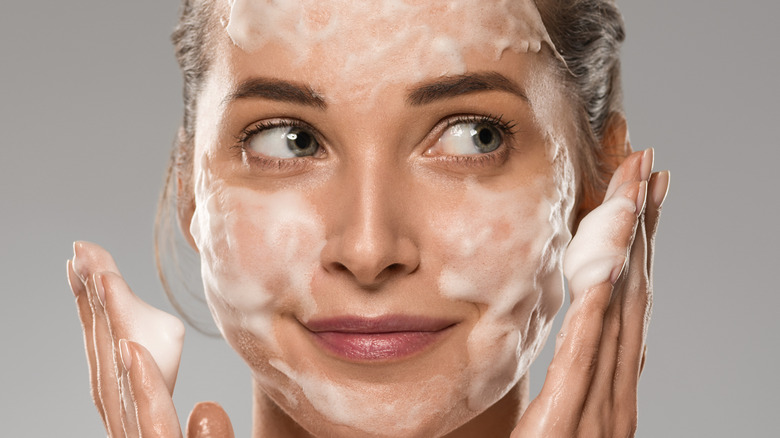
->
<box><xmin>68</xmin><ymin>2</ymin><xmax>670</xmax><ymax>437</ymax></box>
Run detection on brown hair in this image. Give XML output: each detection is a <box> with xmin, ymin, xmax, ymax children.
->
<box><xmin>156</xmin><ymin>0</ymin><xmax>626</xmax><ymax>331</ymax></box>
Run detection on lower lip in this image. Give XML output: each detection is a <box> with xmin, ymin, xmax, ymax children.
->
<box><xmin>310</xmin><ymin>330</ymin><xmax>449</xmax><ymax>362</ymax></box>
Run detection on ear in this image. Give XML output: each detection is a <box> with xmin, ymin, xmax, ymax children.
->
<box><xmin>175</xmin><ymin>130</ymin><xmax>199</xmax><ymax>252</ymax></box>
<box><xmin>574</xmin><ymin>112</ymin><xmax>633</xmax><ymax>226</ymax></box>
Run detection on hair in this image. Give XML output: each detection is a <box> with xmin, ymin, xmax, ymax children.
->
<box><xmin>156</xmin><ymin>0</ymin><xmax>626</xmax><ymax>332</ymax></box>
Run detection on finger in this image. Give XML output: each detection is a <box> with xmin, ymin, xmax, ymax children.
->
<box><xmin>603</xmin><ymin>148</ymin><xmax>652</xmax><ymax>201</ymax></box>
<box><xmin>644</xmin><ymin>171</ymin><xmax>670</xmax><ymax>277</ymax></box>
<box><xmin>613</xmin><ymin>171</ymin><xmax>668</xmax><ymax>403</ymax></box>
<box><xmin>72</xmin><ymin>241</ymin><xmax>121</xmax><ymax>283</ymax></box>
<box><xmin>578</xmin><ymin>273</ymin><xmax>623</xmax><ymax>425</ymax></box>
<box><xmin>122</xmin><ymin>340</ymin><xmax>183</xmax><ymax>438</ymax></box>
<box><xmin>101</xmin><ymin>271</ymin><xmax>185</xmax><ymax>394</ymax></box>
<box><xmin>72</xmin><ymin>241</ymin><xmax>125</xmax><ymax>434</ymax></box>
<box><xmin>119</xmin><ymin>339</ymin><xmax>140</xmax><ymax>437</ymax></box>
<box><xmin>88</xmin><ymin>273</ymin><xmax>125</xmax><ymax>437</ymax></box>
<box><xmin>600</xmin><ymin>216</ymin><xmax>646</xmax><ymax>437</ymax></box>
<box><xmin>69</xmin><ymin>259</ymin><xmax>103</xmax><ymax>426</ymax></box>
<box><xmin>564</xmin><ymin>179</ymin><xmax>645</xmax><ymax>299</ymax></box>
<box><xmin>529</xmin><ymin>281</ymin><xmax>614</xmax><ymax>435</ymax></box>
<box><xmin>186</xmin><ymin>402</ymin><xmax>235</xmax><ymax>438</ymax></box>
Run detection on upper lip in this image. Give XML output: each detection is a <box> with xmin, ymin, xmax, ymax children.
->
<box><xmin>303</xmin><ymin>315</ymin><xmax>458</xmax><ymax>334</ymax></box>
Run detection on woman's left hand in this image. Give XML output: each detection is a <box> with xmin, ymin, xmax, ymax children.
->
<box><xmin>512</xmin><ymin>148</ymin><xmax>669</xmax><ymax>437</ymax></box>
<box><xmin>68</xmin><ymin>242</ymin><xmax>234</xmax><ymax>437</ymax></box>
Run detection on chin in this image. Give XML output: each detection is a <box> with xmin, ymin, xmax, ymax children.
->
<box><xmin>260</xmin><ymin>367</ymin><xmax>489</xmax><ymax>438</ymax></box>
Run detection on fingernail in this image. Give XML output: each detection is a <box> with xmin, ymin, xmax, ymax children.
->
<box><xmin>66</xmin><ymin>260</ymin><xmax>79</xmax><ymax>297</ymax></box>
<box><xmin>640</xmin><ymin>148</ymin><xmax>654</xmax><ymax>181</ymax></box>
<box><xmin>119</xmin><ymin>339</ymin><xmax>132</xmax><ymax>371</ymax></box>
<box><xmin>652</xmin><ymin>170</ymin><xmax>670</xmax><ymax>208</ymax></box>
<box><xmin>72</xmin><ymin>241</ymin><xmax>89</xmax><ymax>282</ymax></box>
<box><xmin>636</xmin><ymin>180</ymin><xmax>647</xmax><ymax>215</ymax></box>
<box><xmin>94</xmin><ymin>273</ymin><xmax>106</xmax><ymax>308</ymax></box>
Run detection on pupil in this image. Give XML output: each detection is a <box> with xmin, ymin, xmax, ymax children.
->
<box><xmin>286</xmin><ymin>129</ymin><xmax>317</xmax><ymax>156</ymax></box>
<box><xmin>472</xmin><ymin>123</ymin><xmax>500</xmax><ymax>152</ymax></box>
<box><xmin>294</xmin><ymin>131</ymin><xmax>310</xmax><ymax>149</ymax></box>
<box><xmin>478</xmin><ymin>127</ymin><xmax>493</xmax><ymax>146</ymax></box>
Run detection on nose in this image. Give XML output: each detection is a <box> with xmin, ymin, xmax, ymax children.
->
<box><xmin>320</xmin><ymin>159</ymin><xmax>420</xmax><ymax>289</ymax></box>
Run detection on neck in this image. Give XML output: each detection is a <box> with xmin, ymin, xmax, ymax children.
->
<box><xmin>251</xmin><ymin>374</ymin><xmax>529</xmax><ymax>438</ymax></box>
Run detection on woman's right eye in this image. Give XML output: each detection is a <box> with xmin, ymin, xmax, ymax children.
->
<box><xmin>244</xmin><ymin>125</ymin><xmax>321</xmax><ymax>158</ymax></box>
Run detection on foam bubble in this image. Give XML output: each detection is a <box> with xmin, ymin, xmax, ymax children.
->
<box><xmin>225</xmin><ymin>0</ymin><xmax>556</xmax><ymax>103</ymax></box>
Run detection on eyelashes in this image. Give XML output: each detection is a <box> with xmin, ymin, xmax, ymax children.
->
<box><xmin>233</xmin><ymin>113</ymin><xmax>520</xmax><ymax>172</ymax></box>
<box><xmin>233</xmin><ymin>119</ymin><xmax>323</xmax><ymax>172</ymax></box>
<box><xmin>424</xmin><ymin>114</ymin><xmax>519</xmax><ymax>168</ymax></box>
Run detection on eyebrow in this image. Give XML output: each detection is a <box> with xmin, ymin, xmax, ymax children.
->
<box><xmin>225</xmin><ymin>77</ymin><xmax>326</xmax><ymax>109</ymax></box>
<box><xmin>406</xmin><ymin>72</ymin><xmax>529</xmax><ymax>106</ymax></box>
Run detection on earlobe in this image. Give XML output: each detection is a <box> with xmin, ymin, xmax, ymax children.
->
<box><xmin>574</xmin><ymin>112</ymin><xmax>633</xmax><ymax>227</ymax></box>
<box><xmin>176</xmin><ymin>172</ymin><xmax>199</xmax><ymax>252</ymax></box>
<box><xmin>175</xmin><ymin>133</ymin><xmax>199</xmax><ymax>253</ymax></box>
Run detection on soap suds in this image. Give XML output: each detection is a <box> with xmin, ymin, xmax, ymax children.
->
<box><xmin>563</xmin><ymin>187</ymin><xmax>637</xmax><ymax>293</ymax></box>
<box><xmin>225</xmin><ymin>0</ymin><xmax>556</xmax><ymax>103</ymax></box>
<box><xmin>270</xmin><ymin>359</ymin><xmax>457</xmax><ymax>436</ymax></box>
<box><xmin>127</xmin><ymin>299</ymin><xmax>185</xmax><ymax>393</ymax></box>
<box><xmin>435</xmin><ymin>177</ymin><xmax>570</xmax><ymax>412</ymax></box>
<box><xmin>184</xmin><ymin>1</ymin><xmax>591</xmax><ymax>434</ymax></box>
<box><xmin>434</xmin><ymin>68</ymin><xmax>579</xmax><ymax>413</ymax></box>
<box><xmin>190</xmin><ymin>167</ymin><xmax>326</xmax><ymax>350</ymax></box>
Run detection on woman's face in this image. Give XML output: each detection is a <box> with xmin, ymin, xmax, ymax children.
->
<box><xmin>187</xmin><ymin>1</ymin><xmax>580</xmax><ymax>436</ymax></box>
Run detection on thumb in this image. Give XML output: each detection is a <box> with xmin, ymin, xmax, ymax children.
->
<box><xmin>186</xmin><ymin>402</ymin><xmax>235</xmax><ymax>438</ymax></box>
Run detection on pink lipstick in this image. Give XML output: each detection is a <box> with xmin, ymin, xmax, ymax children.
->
<box><xmin>304</xmin><ymin>315</ymin><xmax>456</xmax><ymax>362</ymax></box>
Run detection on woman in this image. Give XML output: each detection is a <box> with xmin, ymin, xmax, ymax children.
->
<box><xmin>67</xmin><ymin>0</ymin><xmax>670</xmax><ymax>436</ymax></box>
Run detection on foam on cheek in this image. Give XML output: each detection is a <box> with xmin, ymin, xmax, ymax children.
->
<box><xmin>435</xmin><ymin>71</ymin><xmax>579</xmax><ymax>411</ymax></box>
<box><xmin>190</xmin><ymin>168</ymin><xmax>325</xmax><ymax>350</ymax></box>
<box><xmin>225</xmin><ymin>0</ymin><xmax>555</xmax><ymax>102</ymax></box>
<box><xmin>436</xmin><ymin>177</ymin><xmax>570</xmax><ymax>412</ymax></box>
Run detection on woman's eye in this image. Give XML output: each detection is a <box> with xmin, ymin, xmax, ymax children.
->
<box><xmin>435</xmin><ymin>122</ymin><xmax>503</xmax><ymax>155</ymax></box>
<box><xmin>246</xmin><ymin>126</ymin><xmax>320</xmax><ymax>158</ymax></box>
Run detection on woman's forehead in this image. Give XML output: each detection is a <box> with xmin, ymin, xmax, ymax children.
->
<box><xmin>218</xmin><ymin>0</ymin><xmax>555</xmax><ymax>104</ymax></box>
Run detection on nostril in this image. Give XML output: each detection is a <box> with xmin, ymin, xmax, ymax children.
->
<box><xmin>385</xmin><ymin>263</ymin><xmax>409</xmax><ymax>275</ymax></box>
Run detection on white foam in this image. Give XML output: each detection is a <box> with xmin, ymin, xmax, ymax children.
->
<box><xmin>435</xmin><ymin>177</ymin><xmax>570</xmax><ymax>412</ymax></box>
<box><xmin>225</xmin><ymin>0</ymin><xmax>556</xmax><ymax>103</ymax></box>
<box><xmin>190</xmin><ymin>165</ymin><xmax>325</xmax><ymax>350</ymax></box>
<box><xmin>126</xmin><ymin>298</ymin><xmax>185</xmax><ymax>393</ymax></box>
<box><xmin>431</xmin><ymin>67</ymin><xmax>580</xmax><ymax>413</ymax></box>
<box><xmin>269</xmin><ymin>358</ymin><xmax>456</xmax><ymax>436</ymax></box>
<box><xmin>563</xmin><ymin>191</ymin><xmax>637</xmax><ymax>293</ymax></box>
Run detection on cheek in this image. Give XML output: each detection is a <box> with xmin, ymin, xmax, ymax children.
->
<box><xmin>434</xmin><ymin>180</ymin><xmax>568</xmax><ymax>411</ymax></box>
<box><xmin>191</xmin><ymin>184</ymin><xmax>325</xmax><ymax>353</ymax></box>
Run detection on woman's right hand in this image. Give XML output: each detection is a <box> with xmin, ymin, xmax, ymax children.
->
<box><xmin>68</xmin><ymin>241</ymin><xmax>235</xmax><ymax>437</ymax></box>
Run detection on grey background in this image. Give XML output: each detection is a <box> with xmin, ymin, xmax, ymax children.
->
<box><xmin>1</xmin><ymin>0</ymin><xmax>777</xmax><ymax>436</ymax></box>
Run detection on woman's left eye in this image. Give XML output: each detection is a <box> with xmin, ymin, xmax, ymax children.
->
<box><xmin>433</xmin><ymin>121</ymin><xmax>504</xmax><ymax>155</ymax></box>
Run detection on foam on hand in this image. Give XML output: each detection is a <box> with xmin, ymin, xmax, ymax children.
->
<box><xmin>126</xmin><ymin>298</ymin><xmax>185</xmax><ymax>393</ymax></box>
<box><xmin>563</xmin><ymin>186</ymin><xmax>638</xmax><ymax>293</ymax></box>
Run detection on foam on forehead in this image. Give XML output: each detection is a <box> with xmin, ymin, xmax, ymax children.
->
<box><xmin>225</xmin><ymin>0</ymin><xmax>555</xmax><ymax>102</ymax></box>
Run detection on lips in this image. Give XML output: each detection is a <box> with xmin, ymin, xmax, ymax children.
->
<box><xmin>304</xmin><ymin>315</ymin><xmax>457</xmax><ymax>362</ymax></box>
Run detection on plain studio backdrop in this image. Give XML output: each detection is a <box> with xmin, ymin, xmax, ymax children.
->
<box><xmin>1</xmin><ymin>1</ymin><xmax>777</xmax><ymax>436</ymax></box>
